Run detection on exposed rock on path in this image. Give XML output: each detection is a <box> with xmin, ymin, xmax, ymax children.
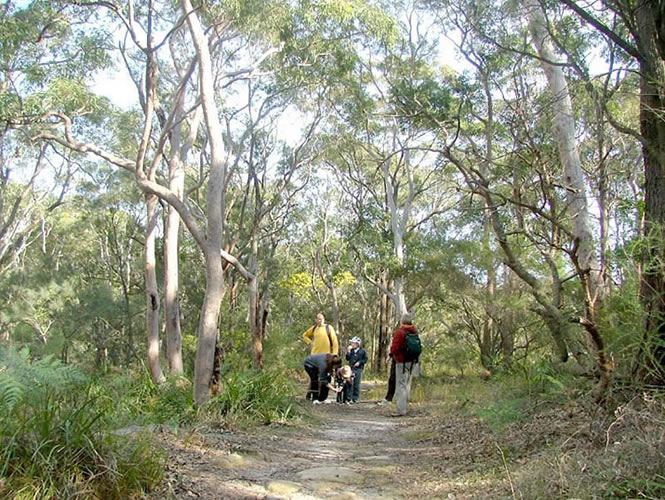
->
<box><xmin>151</xmin><ymin>400</ymin><xmax>439</xmax><ymax>499</ymax></box>
<box><xmin>150</xmin><ymin>393</ymin><xmax>513</xmax><ymax>499</ymax></box>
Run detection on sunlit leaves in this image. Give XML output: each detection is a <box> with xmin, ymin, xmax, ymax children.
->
<box><xmin>24</xmin><ymin>78</ymin><xmax>109</xmax><ymax>117</ymax></box>
<box><xmin>279</xmin><ymin>271</ymin><xmax>315</xmax><ymax>299</ymax></box>
<box><xmin>278</xmin><ymin>269</ymin><xmax>356</xmax><ymax>300</ymax></box>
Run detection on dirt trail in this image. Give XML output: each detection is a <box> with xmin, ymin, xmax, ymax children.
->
<box><xmin>151</xmin><ymin>386</ymin><xmax>510</xmax><ymax>499</ymax></box>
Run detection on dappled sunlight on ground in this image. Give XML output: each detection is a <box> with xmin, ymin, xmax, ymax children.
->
<box><xmin>144</xmin><ymin>376</ymin><xmax>665</xmax><ymax>499</ymax></box>
<box><xmin>148</xmin><ymin>381</ymin><xmax>515</xmax><ymax>499</ymax></box>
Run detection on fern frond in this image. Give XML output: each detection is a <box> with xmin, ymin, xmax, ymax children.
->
<box><xmin>0</xmin><ymin>346</ymin><xmax>87</xmax><ymax>411</ymax></box>
<box><xmin>0</xmin><ymin>376</ymin><xmax>26</xmax><ymax>413</ymax></box>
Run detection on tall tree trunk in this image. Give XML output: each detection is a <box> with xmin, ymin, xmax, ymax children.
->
<box><xmin>194</xmin><ymin>248</ymin><xmax>225</xmax><ymax>404</ymax></box>
<box><xmin>383</xmin><ymin>143</ymin><xmax>413</xmax><ymax>319</ymax></box>
<box><xmin>526</xmin><ymin>0</ymin><xmax>611</xmax><ymax>397</ymax></box>
<box><xmin>315</xmin><ymin>204</ymin><xmax>341</xmax><ymax>335</ymax></box>
<box><xmin>480</xmin><ymin>68</ymin><xmax>497</xmax><ymax>371</ymax></box>
<box><xmin>182</xmin><ymin>0</ymin><xmax>228</xmax><ymax>405</ymax></box>
<box><xmin>182</xmin><ymin>0</ymin><xmax>263</xmax><ymax>400</ymax></box>
<box><xmin>376</xmin><ymin>272</ymin><xmax>392</xmax><ymax>372</ymax></box>
<box><xmin>164</xmin><ymin>130</ymin><xmax>184</xmax><ymax>376</ymax></box>
<box><xmin>249</xmin><ymin>234</ymin><xmax>262</xmax><ymax>370</ymax></box>
<box><xmin>164</xmin><ymin>189</ymin><xmax>183</xmax><ymax>375</ymax></box>
<box><xmin>525</xmin><ymin>0</ymin><xmax>607</xmax><ymax>307</ymax></box>
<box><xmin>145</xmin><ymin>192</ymin><xmax>165</xmax><ymax>384</ymax></box>
<box><xmin>635</xmin><ymin>3</ymin><xmax>665</xmax><ymax>382</ymax></box>
<box><xmin>164</xmin><ymin>77</ymin><xmax>201</xmax><ymax>376</ymax></box>
<box><xmin>555</xmin><ymin>0</ymin><xmax>665</xmax><ymax>384</ymax></box>
<box><xmin>500</xmin><ymin>266</ymin><xmax>516</xmax><ymax>359</ymax></box>
<box><xmin>128</xmin><ymin>10</ymin><xmax>166</xmax><ymax>385</ymax></box>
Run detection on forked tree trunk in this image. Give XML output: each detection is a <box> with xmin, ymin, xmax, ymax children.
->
<box><xmin>182</xmin><ymin>0</ymin><xmax>227</xmax><ymax>405</ymax></box>
<box><xmin>383</xmin><ymin>143</ymin><xmax>413</xmax><ymax>320</ymax></box>
<box><xmin>525</xmin><ymin>0</ymin><xmax>611</xmax><ymax>397</ymax></box>
<box><xmin>164</xmin><ymin>75</ymin><xmax>201</xmax><ymax>376</ymax></box>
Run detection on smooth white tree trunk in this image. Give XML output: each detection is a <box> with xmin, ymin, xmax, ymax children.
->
<box><xmin>182</xmin><ymin>0</ymin><xmax>228</xmax><ymax>406</ymax></box>
<box><xmin>525</xmin><ymin>0</ymin><xmax>606</xmax><ymax>306</ymax></box>
<box><xmin>145</xmin><ymin>192</ymin><xmax>165</xmax><ymax>384</ymax></box>
<box><xmin>383</xmin><ymin>141</ymin><xmax>413</xmax><ymax>319</ymax></box>
<box><xmin>164</xmin><ymin>79</ymin><xmax>201</xmax><ymax>376</ymax></box>
<box><xmin>525</xmin><ymin>0</ymin><xmax>612</xmax><ymax>398</ymax></box>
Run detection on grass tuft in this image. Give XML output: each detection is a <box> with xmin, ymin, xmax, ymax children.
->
<box><xmin>199</xmin><ymin>368</ymin><xmax>303</xmax><ymax>428</ymax></box>
<box><xmin>0</xmin><ymin>348</ymin><xmax>164</xmax><ymax>498</ymax></box>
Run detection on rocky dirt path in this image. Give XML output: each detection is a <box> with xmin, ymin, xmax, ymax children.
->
<box><xmin>151</xmin><ymin>386</ymin><xmax>512</xmax><ymax>499</ymax></box>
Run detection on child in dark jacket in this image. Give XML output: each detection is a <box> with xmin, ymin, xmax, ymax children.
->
<box><xmin>345</xmin><ymin>336</ymin><xmax>368</xmax><ymax>403</ymax></box>
<box><xmin>335</xmin><ymin>365</ymin><xmax>354</xmax><ymax>404</ymax></box>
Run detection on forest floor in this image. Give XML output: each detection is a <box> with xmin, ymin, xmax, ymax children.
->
<box><xmin>146</xmin><ymin>379</ymin><xmax>541</xmax><ymax>500</ymax></box>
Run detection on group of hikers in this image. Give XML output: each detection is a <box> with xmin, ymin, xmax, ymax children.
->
<box><xmin>302</xmin><ymin>312</ymin><xmax>421</xmax><ymax>417</ymax></box>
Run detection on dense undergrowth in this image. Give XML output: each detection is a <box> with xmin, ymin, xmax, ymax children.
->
<box><xmin>0</xmin><ymin>347</ymin><xmax>164</xmax><ymax>499</ymax></box>
<box><xmin>0</xmin><ymin>347</ymin><xmax>301</xmax><ymax>498</ymax></box>
<box><xmin>3</xmin><ymin>343</ymin><xmax>664</xmax><ymax>499</ymax></box>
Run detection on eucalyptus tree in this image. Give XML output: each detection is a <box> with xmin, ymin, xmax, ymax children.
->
<box><xmin>44</xmin><ymin>196</ymin><xmax>141</xmax><ymax>367</ymax></box>
<box><xmin>28</xmin><ymin>0</ymin><xmax>398</xmax><ymax>404</ymax></box>
<box><xmin>425</xmin><ymin>4</ymin><xmax>512</xmax><ymax>370</ymax></box>
<box><xmin>28</xmin><ymin>0</ymin><xmax>273</xmax><ymax>396</ymax></box>
<box><xmin>177</xmin><ymin>0</ymin><xmax>378</xmax><ymax>391</ymax></box>
<box><xmin>313</xmin><ymin>194</ymin><xmax>344</xmax><ymax>335</ymax></box>
<box><xmin>23</xmin><ymin>0</ymin><xmax>217</xmax><ymax>389</ymax></box>
<box><xmin>219</xmin><ymin>77</ymin><xmax>320</xmax><ymax>370</ymax></box>
<box><xmin>160</xmin><ymin>27</ymin><xmax>203</xmax><ymax>376</ymax></box>
<box><xmin>214</xmin><ymin>1</ymin><xmax>400</xmax><ymax>369</ymax></box>
<box><xmin>322</xmin><ymin>0</ymin><xmax>457</xmax><ymax>333</ymax></box>
<box><xmin>0</xmin><ymin>1</ymin><xmax>117</xmax><ymax>357</ymax></box>
<box><xmin>295</xmin><ymin>181</ymin><xmax>355</xmax><ymax>338</ymax></box>
<box><xmin>78</xmin><ymin>170</ymin><xmax>145</xmax><ymax>366</ymax></box>
<box><xmin>418</xmin><ymin>0</ymin><xmax>639</xmax><ymax>395</ymax></box>
<box><xmin>521</xmin><ymin>0</ymin><xmax>612</xmax><ymax>394</ymax></box>
<box><xmin>0</xmin><ymin>1</ymin><xmax>107</xmax><ymax>275</ymax></box>
<box><xmin>0</xmin><ymin>181</ymin><xmax>145</xmax><ymax>368</ymax></box>
<box><xmin>551</xmin><ymin>0</ymin><xmax>665</xmax><ymax>383</ymax></box>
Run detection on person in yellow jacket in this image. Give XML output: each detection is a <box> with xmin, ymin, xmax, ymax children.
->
<box><xmin>303</xmin><ymin>313</ymin><xmax>339</xmax><ymax>355</ymax></box>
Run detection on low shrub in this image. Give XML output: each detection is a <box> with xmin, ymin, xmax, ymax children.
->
<box><xmin>199</xmin><ymin>368</ymin><xmax>301</xmax><ymax>427</ymax></box>
<box><xmin>512</xmin><ymin>392</ymin><xmax>665</xmax><ymax>499</ymax></box>
<box><xmin>149</xmin><ymin>376</ymin><xmax>195</xmax><ymax>425</ymax></box>
<box><xmin>0</xmin><ymin>347</ymin><xmax>164</xmax><ymax>498</ymax></box>
<box><xmin>89</xmin><ymin>367</ymin><xmax>195</xmax><ymax>428</ymax></box>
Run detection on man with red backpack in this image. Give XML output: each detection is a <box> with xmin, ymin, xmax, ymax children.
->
<box><xmin>389</xmin><ymin>312</ymin><xmax>421</xmax><ymax>416</ymax></box>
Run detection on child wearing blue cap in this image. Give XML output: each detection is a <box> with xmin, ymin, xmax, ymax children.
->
<box><xmin>345</xmin><ymin>337</ymin><xmax>368</xmax><ymax>403</ymax></box>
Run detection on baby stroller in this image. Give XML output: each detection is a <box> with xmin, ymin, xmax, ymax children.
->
<box><xmin>335</xmin><ymin>365</ymin><xmax>354</xmax><ymax>404</ymax></box>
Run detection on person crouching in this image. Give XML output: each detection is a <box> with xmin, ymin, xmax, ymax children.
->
<box><xmin>304</xmin><ymin>353</ymin><xmax>342</xmax><ymax>403</ymax></box>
